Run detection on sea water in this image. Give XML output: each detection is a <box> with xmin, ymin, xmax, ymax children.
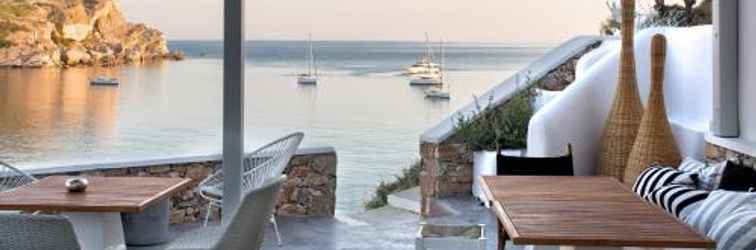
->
<box><xmin>0</xmin><ymin>40</ymin><xmax>547</xmax><ymax>213</ymax></box>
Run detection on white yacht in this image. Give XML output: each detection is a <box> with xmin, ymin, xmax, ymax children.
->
<box><xmin>424</xmin><ymin>39</ymin><xmax>450</xmax><ymax>99</ymax></box>
<box><xmin>297</xmin><ymin>34</ymin><xmax>319</xmax><ymax>85</ymax></box>
<box><xmin>90</xmin><ymin>76</ymin><xmax>119</xmax><ymax>86</ymax></box>
<box><xmin>404</xmin><ymin>33</ymin><xmax>440</xmax><ymax>75</ymax></box>
<box><xmin>405</xmin><ymin>59</ymin><xmax>440</xmax><ymax>75</ymax></box>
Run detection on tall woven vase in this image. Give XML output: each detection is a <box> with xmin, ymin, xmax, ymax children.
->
<box><xmin>597</xmin><ymin>0</ymin><xmax>644</xmax><ymax>180</ymax></box>
<box><xmin>623</xmin><ymin>34</ymin><xmax>682</xmax><ymax>184</ymax></box>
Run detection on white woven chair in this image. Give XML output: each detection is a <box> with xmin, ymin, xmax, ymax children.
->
<box><xmin>197</xmin><ymin>132</ymin><xmax>304</xmax><ymax>245</ymax></box>
<box><xmin>169</xmin><ymin>175</ymin><xmax>286</xmax><ymax>250</ymax></box>
<box><xmin>0</xmin><ymin>214</ymin><xmax>81</xmax><ymax>250</ymax></box>
<box><xmin>0</xmin><ymin>161</ymin><xmax>37</xmax><ymax>193</ymax></box>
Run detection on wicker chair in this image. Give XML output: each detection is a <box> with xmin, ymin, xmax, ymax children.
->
<box><xmin>0</xmin><ymin>161</ymin><xmax>37</xmax><ymax>193</ymax></box>
<box><xmin>0</xmin><ymin>214</ymin><xmax>81</xmax><ymax>250</ymax></box>
<box><xmin>169</xmin><ymin>175</ymin><xmax>286</xmax><ymax>250</ymax></box>
<box><xmin>197</xmin><ymin>132</ymin><xmax>304</xmax><ymax>245</ymax></box>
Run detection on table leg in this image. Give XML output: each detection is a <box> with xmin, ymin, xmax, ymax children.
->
<box><xmin>62</xmin><ymin>212</ymin><xmax>126</xmax><ymax>250</ymax></box>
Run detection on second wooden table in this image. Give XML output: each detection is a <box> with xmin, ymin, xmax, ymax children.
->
<box><xmin>0</xmin><ymin>176</ymin><xmax>192</xmax><ymax>250</ymax></box>
<box><xmin>480</xmin><ymin>176</ymin><xmax>714</xmax><ymax>249</ymax></box>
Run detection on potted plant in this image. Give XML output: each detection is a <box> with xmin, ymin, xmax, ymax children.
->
<box><xmin>454</xmin><ymin>90</ymin><xmax>533</xmax><ymax>203</ymax></box>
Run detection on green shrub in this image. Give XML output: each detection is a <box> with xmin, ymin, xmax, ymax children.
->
<box><xmin>0</xmin><ymin>39</ymin><xmax>11</xmax><ymax>48</ymax></box>
<box><xmin>364</xmin><ymin>160</ymin><xmax>421</xmax><ymax>210</ymax></box>
<box><xmin>453</xmin><ymin>90</ymin><xmax>534</xmax><ymax>152</ymax></box>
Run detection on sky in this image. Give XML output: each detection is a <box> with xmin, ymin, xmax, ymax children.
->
<box><xmin>118</xmin><ymin>0</ymin><xmax>675</xmax><ymax>44</ymax></box>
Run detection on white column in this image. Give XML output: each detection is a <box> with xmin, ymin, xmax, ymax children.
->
<box><xmin>712</xmin><ymin>0</ymin><xmax>739</xmax><ymax>137</ymax></box>
<box><xmin>222</xmin><ymin>0</ymin><xmax>245</xmax><ymax>224</ymax></box>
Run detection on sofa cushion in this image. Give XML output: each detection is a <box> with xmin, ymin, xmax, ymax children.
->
<box><xmin>632</xmin><ymin>166</ymin><xmax>697</xmax><ymax>198</ymax></box>
<box><xmin>644</xmin><ymin>184</ymin><xmax>709</xmax><ymax>220</ymax></box>
<box><xmin>707</xmin><ymin>204</ymin><xmax>756</xmax><ymax>250</ymax></box>
<box><xmin>686</xmin><ymin>190</ymin><xmax>756</xmax><ymax>235</ymax></box>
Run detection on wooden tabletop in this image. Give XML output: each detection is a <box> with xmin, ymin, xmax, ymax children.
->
<box><xmin>481</xmin><ymin>176</ymin><xmax>715</xmax><ymax>248</ymax></box>
<box><xmin>0</xmin><ymin>176</ymin><xmax>192</xmax><ymax>213</ymax></box>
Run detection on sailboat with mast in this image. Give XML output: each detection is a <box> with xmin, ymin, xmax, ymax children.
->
<box><xmin>297</xmin><ymin>34</ymin><xmax>319</xmax><ymax>85</ymax></box>
<box><xmin>425</xmin><ymin>39</ymin><xmax>450</xmax><ymax>99</ymax></box>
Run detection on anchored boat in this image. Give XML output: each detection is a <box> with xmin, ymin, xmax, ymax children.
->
<box><xmin>404</xmin><ymin>33</ymin><xmax>440</xmax><ymax>75</ymax></box>
<box><xmin>297</xmin><ymin>34</ymin><xmax>319</xmax><ymax>85</ymax></box>
<box><xmin>90</xmin><ymin>76</ymin><xmax>119</xmax><ymax>86</ymax></box>
<box><xmin>424</xmin><ymin>39</ymin><xmax>450</xmax><ymax>100</ymax></box>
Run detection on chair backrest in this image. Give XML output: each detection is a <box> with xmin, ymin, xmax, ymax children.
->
<box><xmin>0</xmin><ymin>161</ymin><xmax>37</xmax><ymax>193</ymax></box>
<box><xmin>241</xmin><ymin>133</ymin><xmax>303</xmax><ymax>191</ymax></box>
<box><xmin>497</xmin><ymin>144</ymin><xmax>574</xmax><ymax>176</ymax></box>
<box><xmin>213</xmin><ymin>175</ymin><xmax>286</xmax><ymax>250</ymax></box>
<box><xmin>0</xmin><ymin>214</ymin><xmax>81</xmax><ymax>250</ymax></box>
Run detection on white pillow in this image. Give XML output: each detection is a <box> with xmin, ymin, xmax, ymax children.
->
<box><xmin>678</xmin><ymin>157</ymin><xmax>726</xmax><ymax>190</ymax></box>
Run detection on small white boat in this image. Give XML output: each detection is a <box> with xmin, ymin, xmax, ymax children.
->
<box><xmin>424</xmin><ymin>88</ymin><xmax>450</xmax><ymax>99</ymax></box>
<box><xmin>410</xmin><ymin>74</ymin><xmax>443</xmax><ymax>85</ymax></box>
<box><xmin>90</xmin><ymin>76</ymin><xmax>119</xmax><ymax>86</ymax></box>
<box><xmin>297</xmin><ymin>74</ymin><xmax>318</xmax><ymax>84</ymax></box>
<box><xmin>297</xmin><ymin>34</ymin><xmax>319</xmax><ymax>85</ymax></box>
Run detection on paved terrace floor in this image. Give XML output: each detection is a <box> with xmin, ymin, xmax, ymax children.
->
<box><xmin>129</xmin><ymin>196</ymin><xmax>550</xmax><ymax>250</ymax></box>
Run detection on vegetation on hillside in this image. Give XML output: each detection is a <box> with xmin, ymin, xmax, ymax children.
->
<box><xmin>364</xmin><ymin>161</ymin><xmax>421</xmax><ymax>210</ymax></box>
<box><xmin>453</xmin><ymin>89</ymin><xmax>534</xmax><ymax>152</ymax></box>
<box><xmin>600</xmin><ymin>0</ymin><xmax>712</xmax><ymax>35</ymax></box>
<box><xmin>0</xmin><ymin>0</ymin><xmax>34</xmax><ymax>19</ymax></box>
<box><xmin>0</xmin><ymin>21</ymin><xmax>27</xmax><ymax>48</ymax></box>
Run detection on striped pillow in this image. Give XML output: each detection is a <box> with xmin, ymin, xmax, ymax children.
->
<box><xmin>686</xmin><ymin>191</ymin><xmax>756</xmax><ymax>235</ymax></box>
<box><xmin>643</xmin><ymin>184</ymin><xmax>709</xmax><ymax>220</ymax></box>
<box><xmin>632</xmin><ymin>166</ymin><xmax>697</xmax><ymax>198</ymax></box>
<box><xmin>707</xmin><ymin>205</ymin><xmax>756</xmax><ymax>250</ymax></box>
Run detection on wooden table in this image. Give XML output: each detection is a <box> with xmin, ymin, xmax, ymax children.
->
<box><xmin>0</xmin><ymin>176</ymin><xmax>192</xmax><ymax>250</ymax></box>
<box><xmin>480</xmin><ymin>176</ymin><xmax>715</xmax><ymax>250</ymax></box>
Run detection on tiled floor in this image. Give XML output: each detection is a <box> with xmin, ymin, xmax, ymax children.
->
<box><xmin>129</xmin><ymin>196</ymin><xmax>545</xmax><ymax>250</ymax></box>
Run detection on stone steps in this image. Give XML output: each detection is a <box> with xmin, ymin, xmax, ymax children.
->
<box><xmin>387</xmin><ymin>187</ymin><xmax>422</xmax><ymax>214</ymax></box>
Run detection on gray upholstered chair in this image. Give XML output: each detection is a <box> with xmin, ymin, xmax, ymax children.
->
<box><xmin>168</xmin><ymin>175</ymin><xmax>286</xmax><ymax>250</ymax></box>
<box><xmin>0</xmin><ymin>161</ymin><xmax>37</xmax><ymax>193</ymax></box>
<box><xmin>197</xmin><ymin>132</ymin><xmax>303</xmax><ymax>245</ymax></box>
<box><xmin>0</xmin><ymin>214</ymin><xmax>81</xmax><ymax>250</ymax></box>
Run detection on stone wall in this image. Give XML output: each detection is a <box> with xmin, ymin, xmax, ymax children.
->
<box><xmin>32</xmin><ymin>147</ymin><xmax>337</xmax><ymax>224</ymax></box>
<box><xmin>705</xmin><ymin>143</ymin><xmax>756</xmax><ymax>169</ymax></box>
<box><xmin>419</xmin><ymin>142</ymin><xmax>472</xmax><ymax>215</ymax></box>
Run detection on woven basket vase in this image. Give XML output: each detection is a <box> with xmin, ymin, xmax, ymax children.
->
<box><xmin>597</xmin><ymin>0</ymin><xmax>644</xmax><ymax>180</ymax></box>
<box><xmin>624</xmin><ymin>34</ymin><xmax>682</xmax><ymax>184</ymax></box>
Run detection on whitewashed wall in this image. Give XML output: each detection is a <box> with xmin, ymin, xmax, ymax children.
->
<box><xmin>527</xmin><ymin>26</ymin><xmax>713</xmax><ymax>176</ymax></box>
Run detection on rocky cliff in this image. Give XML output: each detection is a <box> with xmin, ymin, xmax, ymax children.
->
<box><xmin>0</xmin><ymin>0</ymin><xmax>182</xmax><ymax>67</ymax></box>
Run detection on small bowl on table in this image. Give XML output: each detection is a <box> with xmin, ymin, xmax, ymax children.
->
<box><xmin>65</xmin><ymin>177</ymin><xmax>89</xmax><ymax>193</ymax></box>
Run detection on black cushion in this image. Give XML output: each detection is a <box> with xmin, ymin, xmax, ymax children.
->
<box><xmin>718</xmin><ymin>161</ymin><xmax>756</xmax><ymax>191</ymax></box>
<box><xmin>496</xmin><ymin>148</ymin><xmax>573</xmax><ymax>176</ymax></box>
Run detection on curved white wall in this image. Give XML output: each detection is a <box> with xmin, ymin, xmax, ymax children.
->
<box><xmin>527</xmin><ymin>26</ymin><xmax>713</xmax><ymax>176</ymax></box>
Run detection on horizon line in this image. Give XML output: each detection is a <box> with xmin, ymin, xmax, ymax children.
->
<box><xmin>165</xmin><ymin>38</ymin><xmax>560</xmax><ymax>47</ymax></box>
